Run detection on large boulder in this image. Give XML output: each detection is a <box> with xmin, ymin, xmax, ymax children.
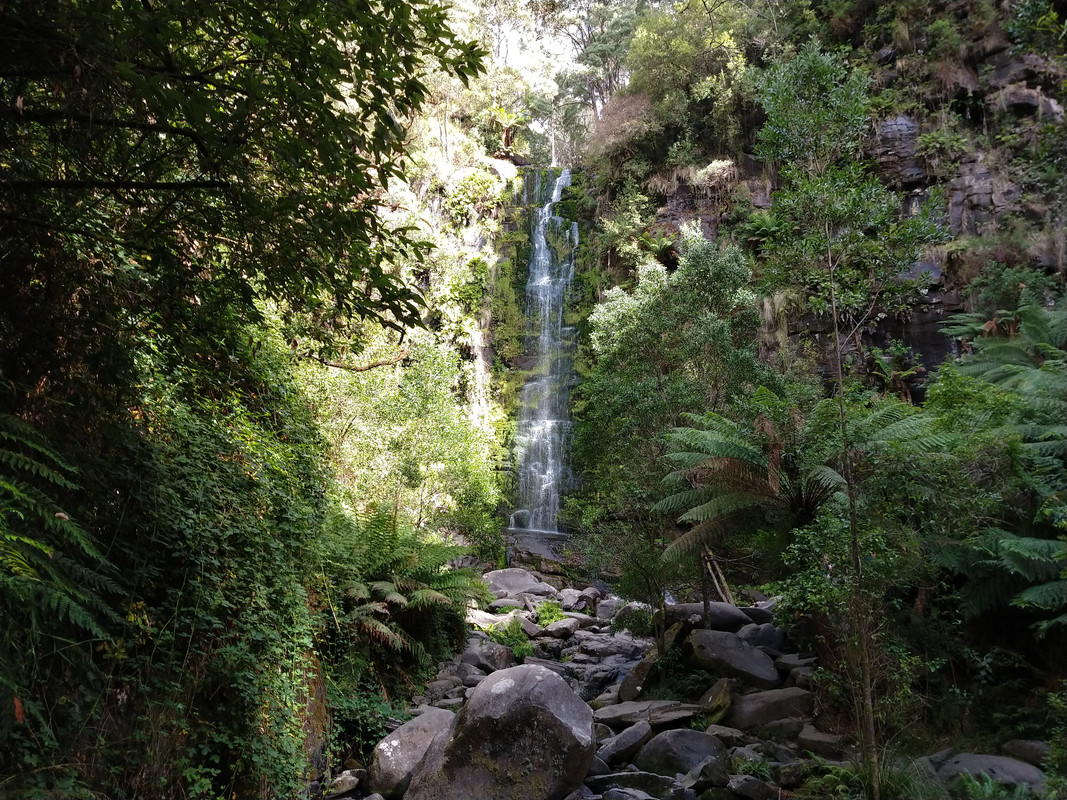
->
<box><xmin>368</xmin><ymin>707</ymin><xmax>455</xmax><ymax>797</ymax></box>
<box><xmin>633</xmin><ymin>729</ymin><xmax>728</xmax><ymax>778</ymax></box>
<box><xmin>484</xmin><ymin>567</ymin><xmax>559</xmax><ymax>599</ymax></box>
<box><xmin>404</xmin><ymin>664</ymin><xmax>595</xmax><ymax>800</ymax></box>
<box><xmin>662</xmin><ymin>602</ymin><xmax>751</xmax><ymax>631</ymax></box>
<box><xmin>597</xmin><ymin>721</ymin><xmax>654</xmax><ymax>766</ymax></box>
<box><xmin>459</xmin><ymin>635</ymin><xmax>516</xmax><ymax>673</ymax></box>
<box><xmin>936</xmin><ymin>753</ymin><xmax>1045</xmax><ymax>793</ymax></box>
<box><xmin>725</xmin><ymin>687</ymin><xmax>813</xmax><ymax>730</ymax></box>
<box><xmin>686</xmin><ymin>630</ymin><xmax>780</xmax><ymax>689</ymax></box>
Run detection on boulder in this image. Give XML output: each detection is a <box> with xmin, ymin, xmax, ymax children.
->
<box><xmin>459</xmin><ymin>636</ymin><xmax>516</xmax><ymax>673</ymax></box>
<box><xmin>663</xmin><ymin>602</ymin><xmax>751</xmax><ymax>631</ymax></box>
<box><xmin>736</xmin><ymin>623</ymin><xmax>787</xmax><ymax>651</ymax></box>
<box><xmin>936</xmin><ymin>753</ymin><xmax>1045</xmax><ymax>793</ymax></box>
<box><xmin>326</xmin><ymin>770</ymin><xmax>361</xmax><ymax>797</ymax></box>
<box><xmin>597</xmin><ymin>597</ymin><xmax>623</xmax><ymax>620</ymax></box>
<box><xmin>679</xmin><ymin>754</ymin><xmax>730</xmax><ymax>791</ymax></box>
<box><xmin>484</xmin><ymin>568</ymin><xmax>559</xmax><ymax>599</ymax></box>
<box><xmin>597</xmin><ymin>721</ymin><xmax>654</xmax><ymax>766</ymax></box>
<box><xmin>697</xmin><ymin>678</ymin><xmax>732</xmax><ymax>725</ymax></box>
<box><xmin>686</xmin><ymin>630</ymin><xmax>780</xmax><ymax>689</ymax></box>
<box><xmin>368</xmin><ymin>707</ymin><xmax>455</xmax><ymax>797</ymax></box>
<box><xmin>404</xmin><ymin>664</ymin><xmax>595</xmax><ymax>800</ymax></box>
<box><xmin>726</xmin><ymin>687</ymin><xmax>813</xmax><ymax>730</ymax></box>
<box><xmin>633</xmin><ymin>729</ymin><xmax>728</xmax><ymax>778</ymax></box>
<box><xmin>739</xmin><ymin>606</ymin><xmax>774</xmax><ymax>624</ymax></box>
<box><xmin>594</xmin><ymin>700</ymin><xmax>705</xmax><ymax>731</ymax></box>
<box><xmin>704</xmin><ymin>724</ymin><xmax>748</xmax><ymax>749</ymax></box>
<box><xmin>618</xmin><ymin>652</ymin><xmax>657</xmax><ymax>702</ymax></box>
<box><xmin>727</xmin><ymin>774</ymin><xmax>777</xmax><ymax>800</ymax></box>
<box><xmin>797</xmin><ymin>724</ymin><xmax>844</xmax><ymax>759</ymax></box>
<box><xmin>544</xmin><ymin>618</ymin><xmax>581</xmax><ymax>639</ymax></box>
<box><xmin>1002</xmin><ymin>739</ymin><xmax>1050</xmax><ymax>768</ymax></box>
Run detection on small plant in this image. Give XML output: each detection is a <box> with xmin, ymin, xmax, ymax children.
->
<box><xmin>951</xmin><ymin>773</ymin><xmax>1035</xmax><ymax>800</ymax></box>
<box><xmin>536</xmin><ymin>600</ymin><xmax>567</xmax><ymax>627</ymax></box>
<box><xmin>486</xmin><ymin>617</ymin><xmax>534</xmax><ymax>662</ymax></box>
<box><xmin>733</xmin><ymin>755</ymin><xmax>774</xmax><ymax>781</ymax></box>
<box><xmin>610</xmin><ymin>605</ymin><xmax>655</xmax><ymax>638</ymax></box>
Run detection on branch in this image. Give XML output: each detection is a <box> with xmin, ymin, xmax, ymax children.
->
<box><xmin>300</xmin><ymin>349</ymin><xmax>409</xmax><ymax>373</ymax></box>
<box><xmin>1</xmin><ymin>180</ymin><xmax>228</xmax><ymax>192</ymax></box>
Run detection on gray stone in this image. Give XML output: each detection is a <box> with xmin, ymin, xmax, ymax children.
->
<box><xmin>597</xmin><ymin>597</ymin><xmax>623</xmax><ymax>619</ymax></box>
<box><xmin>726</xmin><ymin>688</ymin><xmax>813</xmax><ymax>730</ymax></box>
<box><xmin>1003</xmin><ymin>739</ymin><xmax>1050</xmax><ymax>768</ymax></box>
<box><xmin>618</xmin><ymin>653</ymin><xmax>657</xmax><ymax>702</ymax></box>
<box><xmin>634</xmin><ymin>729</ymin><xmax>728</xmax><ymax>779</ymax></box>
<box><xmin>484</xmin><ymin>567</ymin><xmax>560</xmax><ymax>599</ymax></box>
<box><xmin>545</xmin><ymin>617</ymin><xmax>581</xmax><ymax>638</ymax></box>
<box><xmin>758</xmin><ymin>717</ymin><xmax>803</xmax><ymax>742</ymax></box>
<box><xmin>686</xmin><ymin>631</ymin><xmax>780</xmax><ymax>689</ymax></box>
<box><xmin>490</xmin><ymin>598</ymin><xmax>526</xmax><ymax>611</ymax></box>
<box><xmin>594</xmin><ymin>700</ymin><xmax>705</xmax><ymax>731</ymax></box>
<box><xmin>564</xmin><ymin>611</ymin><xmax>600</xmax><ymax>628</ymax></box>
<box><xmin>663</xmin><ymin>603</ymin><xmax>751</xmax><ymax>631</ymax></box>
<box><xmin>774</xmin><ymin>653</ymin><xmax>815</xmax><ymax>671</ymax></box>
<box><xmin>581</xmin><ymin>634</ymin><xmax>650</xmax><ymax>660</ymax></box>
<box><xmin>405</xmin><ymin>664</ymin><xmax>595</xmax><ymax>800</ymax></box>
<box><xmin>588</xmin><ymin>755</ymin><xmax>612</xmax><ymax>776</ymax></box>
<box><xmin>326</xmin><ymin>770</ymin><xmax>361</xmax><ymax>797</ymax></box>
<box><xmin>585</xmin><ymin>772</ymin><xmax>679</xmax><ymax>798</ymax></box>
<box><xmin>697</xmin><ymin>678</ymin><xmax>732</xmax><ymax>725</ymax></box>
<box><xmin>598</xmin><ymin>720</ymin><xmax>654</xmax><ymax>766</ymax></box>
<box><xmin>368</xmin><ymin>707</ymin><xmax>455</xmax><ymax>797</ymax></box>
<box><xmin>704</xmin><ymin>724</ymin><xmax>748</xmax><ymax>748</ymax></box>
<box><xmin>603</xmin><ymin>790</ymin><xmax>657</xmax><ymax>800</ymax></box>
<box><xmin>739</xmin><ymin>606</ymin><xmax>773</xmax><ymax>624</ymax></box>
<box><xmin>459</xmin><ymin>637</ymin><xmax>516</xmax><ymax>673</ymax></box>
<box><xmin>561</xmin><ymin>587</ymin><xmax>584</xmax><ymax>610</ymax></box>
<box><xmin>679</xmin><ymin>754</ymin><xmax>729</xmax><ymax>791</ymax></box>
<box><xmin>936</xmin><ymin>753</ymin><xmax>1045</xmax><ymax>792</ymax></box>
<box><xmin>727</xmin><ymin>774</ymin><xmax>777</xmax><ymax>800</ymax></box>
<box><xmin>595</xmin><ymin>722</ymin><xmax>616</xmax><ymax>742</ymax></box>
<box><xmin>797</xmin><ymin>724</ymin><xmax>844</xmax><ymax>759</ymax></box>
<box><xmin>736</xmin><ymin>623</ymin><xmax>786</xmax><ymax>651</ymax></box>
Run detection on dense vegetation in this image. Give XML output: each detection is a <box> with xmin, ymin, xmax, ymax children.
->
<box><xmin>2</xmin><ymin>1</ymin><xmax>1065</xmax><ymax>799</ymax></box>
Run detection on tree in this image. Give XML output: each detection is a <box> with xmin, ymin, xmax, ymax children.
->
<box><xmin>0</xmin><ymin>1</ymin><xmax>486</xmax><ymax>362</ymax></box>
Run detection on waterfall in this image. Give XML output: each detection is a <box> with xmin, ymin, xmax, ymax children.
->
<box><xmin>510</xmin><ymin>169</ymin><xmax>578</xmax><ymax>534</ymax></box>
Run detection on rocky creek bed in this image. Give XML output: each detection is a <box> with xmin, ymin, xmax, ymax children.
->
<box><xmin>321</xmin><ymin>566</ymin><xmax>1051</xmax><ymax>800</ymax></box>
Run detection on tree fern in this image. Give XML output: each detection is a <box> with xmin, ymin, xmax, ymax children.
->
<box><xmin>1</xmin><ymin>413</ymin><xmax>117</xmax><ymax>637</ymax></box>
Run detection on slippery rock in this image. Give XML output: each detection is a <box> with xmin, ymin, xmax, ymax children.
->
<box><xmin>368</xmin><ymin>707</ymin><xmax>455</xmax><ymax>797</ymax></box>
<box><xmin>404</xmin><ymin>664</ymin><xmax>595</xmax><ymax>800</ymax></box>
<box><xmin>685</xmin><ymin>630</ymin><xmax>780</xmax><ymax>689</ymax></box>
<box><xmin>633</xmin><ymin>729</ymin><xmax>728</xmax><ymax>779</ymax></box>
<box><xmin>725</xmin><ymin>687</ymin><xmax>813</xmax><ymax>730</ymax></box>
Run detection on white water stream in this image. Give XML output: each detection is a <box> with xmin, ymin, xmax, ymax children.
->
<box><xmin>510</xmin><ymin>170</ymin><xmax>578</xmax><ymax>534</ymax></box>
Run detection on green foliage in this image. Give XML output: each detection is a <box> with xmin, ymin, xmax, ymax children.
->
<box><xmin>0</xmin><ymin>2</ymin><xmax>486</xmax><ymax>346</ymax></box>
<box><xmin>963</xmin><ymin>262</ymin><xmax>1063</xmax><ymax>320</ymax></box>
<box><xmin>950</xmin><ymin>773</ymin><xmax>1035</xmax><ymax>800</ymax></box>
<box><xmin>485</xmin><ymin>617</ymin><xmax>534</xmax><ymax>661</ymax></box>
<box><xmin>761</xmin><ymin>165</ymin><xmax>944</xmax><ymax>321</ymax></box>
<box><xmin>799</xmin><ymin>754</ymin><xmax>949</xmax><ymax>800</ymax></box>
<box><xmin>754</xmin><ymin>40</ymin><xmax>871</xmax><ymax>175</ymax></box>
<box><xmin>535</xmin><ymin>600</ymin><xmax>567</xmax><ymax>626</ymax></box>
<box><xmin>652</xmin><ymin>387</ymin><xmax>846</xmax><ymax>566</ymax></box>
<box><xmin>446</xmin><ymin>169</ymin><xmax>503</xmax><ymax>226</ymax></box>
<box><xmin>572</xmin><ymin>227</ymin><xmax>773</xmax><ymax>530</ymax></box>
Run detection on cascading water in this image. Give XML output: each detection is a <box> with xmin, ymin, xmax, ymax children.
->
<box><xmin>510</xmin><ymin>169</ymin><xmax>578</xmax><ymax>534</ymax></box>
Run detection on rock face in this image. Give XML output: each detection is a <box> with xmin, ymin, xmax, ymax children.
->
<box><xmin>686</xmin><ymin>630</ymin><xmax>780</xmax><ymax>689</ymax></box>
<box><xmin>404</xmin><ymin>664</ymin><xmax>596</xmax><ymax>800</ymax></box>
<box><xmin>367</xmin><ymin>707</ymin><xmax>455</xmax><ymax>797</ymax></box>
